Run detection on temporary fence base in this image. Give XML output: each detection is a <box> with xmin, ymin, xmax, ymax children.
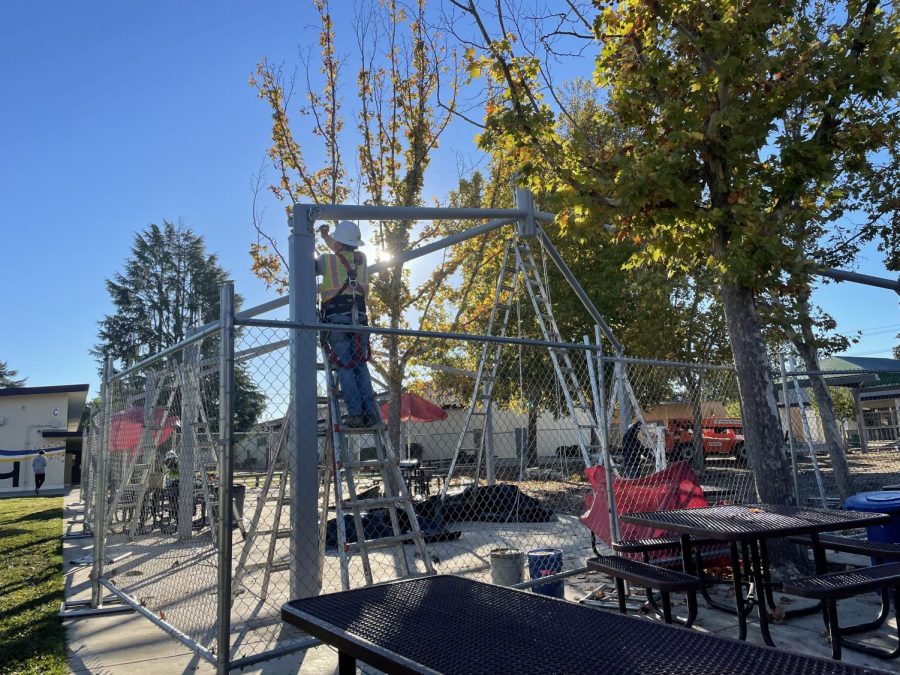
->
<box><xmin>98</xmin><ymin>578</ymin><xmax>219</xmax><ymax>665</ymax></box>
<box><xmin>59</xmin><ymin>597</ymin><xmax>134</xmax><ymax>619</ymax></box>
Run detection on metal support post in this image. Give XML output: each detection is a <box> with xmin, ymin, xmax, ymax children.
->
<box><xmin>614</xmin><ymin>362</ymin><xmax>631</xmax><ymax>439</ymax></box>
<box><xmin>485</xmin><ymin>405</ymin><xmax>496</xmax><ymax>485</ymax></box>
<box><xmin>780</xmin><ymin>356</ymin><xmax>801</xmax><ymax>505</ymax></box>
<box><xmin>514</xmin><ymin>188</ymin><xmax>537</xmax><ymax>237</ymax></box>
<box><xmin>852</xmin><ymin>386</ymin><xmax>870</xmax><ymax>454</ymax></box>
<box><xmin>91</xmin><ymin>358</ymin><xmax>113</xmax><ymax>608</ymax></box>
<box><xmin>81</xmin><ymin>403</ymin><xmax>94</xmax><ymax>529</ymax></box>
<box><xmin>536</xmin><ymin>229</ymin><xmax>622</xmax><ymax>352</ymax></box>
<box><xmin>216</xmin><ymin>282</ymin><xmax>235</xmax><ymax>675</ymax></box>
<box><xmin>789</xmin><ymin>356</ymin><xmax>827</xmax><ymax>507</ymax></box>
<box><xmin>289</xmin><ymin>204</ymin><xmax>323</xmax><ymax>598</ymax></box>
<box><xmin>179</xmin><ymin>330</ymin><xmax>199</xmax><ymax>541</ymax></box>
<box><xmin>592</xmin><ymin>328</ymin><xmax>620</xmax><ymax>543</ymax></box>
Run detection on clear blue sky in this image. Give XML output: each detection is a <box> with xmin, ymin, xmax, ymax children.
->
<box><xmin>0</xmin><ymin>2</ymin><xmax>896</xmax><ymax>398</ymax></box>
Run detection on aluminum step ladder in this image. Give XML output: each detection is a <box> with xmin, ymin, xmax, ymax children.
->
<box><xmin>232</xmin><ymin>411</ymin><xmax>294</xmax><ymax>600</ymax></box>
<box><xmin>323</xmin><ymin>351</ymin><xmax>434</xmax><ymax>590</ymax></box>
<box><xmin>443</xmin><ymin>234</ymin><xmax>604</xmax><ymax>494</ymax></box>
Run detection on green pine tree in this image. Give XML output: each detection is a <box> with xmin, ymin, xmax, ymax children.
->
<box><xmin>0</xmin><ymin>360</ymin><xmax>25</xmax><ymax>388</ymax></box>
<box><xmin>95</xmin><ymin>220</ymin><xmax>265</xmax><ymax>430</ymax></box>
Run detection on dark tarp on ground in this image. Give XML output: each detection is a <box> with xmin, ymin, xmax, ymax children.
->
<box><xmin>417</xmin><ymin>484</ymin><xmax>555</xmax><ymax>524</ymax></box>
<box><xmin>325</xmin><ymin>510</ymin><xmax>458</xmax><ymax>548</ymax></box>
<box><xmin>324</xmin><ymin>484</ymin><xmax>555</xmax><ymax>549</ymax></box>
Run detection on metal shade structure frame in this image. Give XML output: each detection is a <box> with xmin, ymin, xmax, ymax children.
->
<box><xmin>285</xmin><ymin>188</ymin><xmax>626</xmax><ymax>598</ymax></box>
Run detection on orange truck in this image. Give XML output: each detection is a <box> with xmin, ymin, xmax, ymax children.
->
<box><xmin>664</xmin><ymin>417</ymin><xmax>746</xmax><ymax>463</ymax></box>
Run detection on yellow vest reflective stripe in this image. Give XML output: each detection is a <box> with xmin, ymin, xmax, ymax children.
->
<box><xmin>318</xmin><ymin>251</ymin><xmax>368</xmax><ymax>304</ymax></box>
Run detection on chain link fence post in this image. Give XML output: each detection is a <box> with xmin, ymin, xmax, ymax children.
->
<box><xmin>289</xmin><ymin>205</ymin><xmax>322</xmax><ymax>598</ymax></box>
<box><xmin>779</xmin><ymin>355</ymin><xmax>801</xmax><ymax>505</ymax></box>
<box><xmin>91</xmin><ymin>357</ymin><xmax>113</xmax><ymax>608</ymax></box>
<box><xmin>217</xmin><ymin>282</ymin><xmax>236</xmax><ymax>674</ymax></box>
<box><xmin>592</xmin><ymin>329</ymin><xmax>619</xmax><ymax>543</ymax></box>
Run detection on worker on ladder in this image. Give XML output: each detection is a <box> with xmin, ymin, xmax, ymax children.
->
<box><xmin>317</xmin><ymin>220</ymin><xmax>381</xmax><ymax>428</ymax></box>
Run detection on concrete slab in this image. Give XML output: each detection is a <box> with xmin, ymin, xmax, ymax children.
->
<box><xmin>63</xmin><ymin>489</ymin><xmax>900</xmax><ymax>673</ymax></box>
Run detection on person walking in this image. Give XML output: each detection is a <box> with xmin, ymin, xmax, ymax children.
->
<box><xmin>32</xmin><ymin>450</ymin><xmax>47</xmax><ymax>494</ymax></box>
<box><xmin>317</xmin><ymin>221</ymin><xmax>381</xmax><ymax>428</ymax></box>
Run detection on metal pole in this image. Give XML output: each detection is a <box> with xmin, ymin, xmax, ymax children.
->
<box><xmin>203</xmin><ymin>217</ymin><xmax>520</xmax><ymax>325</ymax></box>
<box><xmin>485</xmin><ymin>405</ymin><xmax>496</xmax><ymax>485</ymax></box>
<box><xmin>216</xmin><ymin>282</ymin><xmax>235</xmax><ymax>675</ymax></box>
<box><xmin>593</xmin><ymin>328</ymin><xmax>620</xmax><ymax>543</ymax></box>
<box><xmin>295</xmin><ymin>202</ymin><xmax>554</xmax><ymax>222</ymax></box>
<box><xmin>98</xmin><ymin>578</ymin><xmax>217</xmax><ymax>664</ymax></box>
<box><xmin>537</xmin><ymin>228</ymin><xmax>622</xmax><ymax>353</ymax></box>
<box><xmin>91</xmin><ymin>357</ymin><xmax>113</xmax><ymax>608</ymax></box>
<box><xmin>780</xmin><ymin>356</ymin><xmax>801</xmax><ymax>505</ymax></box>
<box><xmin>179</xmin><ymin>330</ymin><xmax>199</xmax><ymax>542</ymax></box>
<box><xmin>817</xmin><ymin>267</ymin><xmax>900</xmax><ymax>295</ymax></box>
<box><xmin>514</xmin><ymin>188</ymin><xmax>537</xmax><ymax>237</ymax></box>
<box><xmin>789</xmin><ymin>355</ymin><xmax>828</xmax><ymax>508</ymax></box>
<box><xmin>289</xmin><ymin>204</ymin><xmax>322</xmax><ymax>598</ymax></box>
<box><xmin>82</xmin><ymin>403</ymin><xmax>93</xmax><ymax>527</ymax></box>
<box><xmin>368</xmin><ymin>217</ymin><xmax>516</xmax><ymax>274</ymax></box>
<box><xmin>852</xmin><ymin>386</ymin><xmax>870</xmax><ymax>454</ymax></box>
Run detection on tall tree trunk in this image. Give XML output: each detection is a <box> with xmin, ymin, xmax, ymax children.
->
<box><xmin>719</xmin><ymin>281</ymin><xmax>794</xmax><ymax>505</ymax></box>
<box><xmin>792</xmin><ymin>336</ymin><xmax>855</xmax><ymax>502</ymax></box>
<box><xmin>720</xmin><ymin>281</ymin><xmax>807</xmax><ymax>573</ymax></box>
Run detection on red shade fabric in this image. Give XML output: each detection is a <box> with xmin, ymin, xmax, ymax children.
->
<box><xmin>580</xmin><ymin>461</ymin><xmax>709</xmax><ymax>554</ymax></box>
<box><xmin>380</xmin><ymin>393</ymin><xmax>448</xmax><ymax>423</ymax></box>
<box><xmin>109</xmin><ymin>406</ymin><xmax>178</xmax><ymax>454</ymax></box>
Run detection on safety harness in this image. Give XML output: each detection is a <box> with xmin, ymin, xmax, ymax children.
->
<box><xmin>321</xmin><ymin>251</ymin><xmax>369</xmax><ymax>368</ymax></box>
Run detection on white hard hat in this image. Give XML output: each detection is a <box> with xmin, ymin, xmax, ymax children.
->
<box><xmin>331</xmin><ymin>220</ymin><xmax>364</xmax><ymax>248</ymax></box>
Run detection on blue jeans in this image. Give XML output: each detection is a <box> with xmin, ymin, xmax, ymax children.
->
<box><xmin>325</xmin><ymin>314</ymin><xmax>378</xmax><ymax>418</ymax></box>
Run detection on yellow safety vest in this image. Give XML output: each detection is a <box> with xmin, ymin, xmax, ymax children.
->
<box><xmin>318</xmin><ymin>250</ymin><xmax>368</xmax><ymax>305</ymax></box>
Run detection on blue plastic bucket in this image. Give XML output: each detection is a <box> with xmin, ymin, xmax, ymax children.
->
<box><xmin>844</xmin><ymin>492</ymin><xmax>900</xmax><ymax>544</ymax></box>
<box><xmin>527</xmin><ymin>548</ymin><xmax>564</xmax><ymax>598</ymax></box>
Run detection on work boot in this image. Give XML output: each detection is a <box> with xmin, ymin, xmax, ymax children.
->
<box><xmin>342</xmin><ymin>415</ymin><xmax>366</xmax><ymax>428</ymax></box>
<box><xmin>363</xmin><ymin>413</ymin><xmax>384</xmax><ymax>429</ymax></box>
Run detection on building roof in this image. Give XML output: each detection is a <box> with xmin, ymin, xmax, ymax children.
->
<box><xmin>0</xmin><ymin>384</ymin><xmax>90</xmax><ymax>431</ymax></box>
<box><xmin>819</xmin><ymin>356</ymin><xmax>900</xmax><ymax>373</ymax></box>
<box><xmin>812</xmin><ymin>356</ymin><xmax>900</xmax><ymax>399</ymax></box>
<box><xmin>0</xmin><ymin>384</ymin><xmax>89</xmax><ymax>397</ymax></box>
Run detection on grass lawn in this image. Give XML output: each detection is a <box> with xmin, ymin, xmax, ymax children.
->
<box><xmin>0</xmin><ymin>496</ymin><xmax>67</xmax><ymax>675</ymax></box>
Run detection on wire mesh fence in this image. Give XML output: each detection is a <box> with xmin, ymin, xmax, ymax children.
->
<box><xmin>85</xmin><ymin>303</ymin><xmax>900</xmax><ymax>669</ymax></box>
<box><xmin>778</xmin><ymin>365</ymin><xmax>900</xmax><ymax>507</ymax></box>
<box><xmin>92</xmin><ymin>333</ymin><xmax>226</xmax><ymax>661</ymax></box>
<box><xmin>230</xmin><ymin>322</ymin><xmax>754</xmax><ymax>603</ymax></box>
<box><xmin>81</xmin><ymin>405</ymin><xmax>102</xmax><ymax>534</ymax></box>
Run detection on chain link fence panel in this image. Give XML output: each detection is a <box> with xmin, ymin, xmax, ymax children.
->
<box><xmin>93</xmin><ymin>333</ymin><xmax>227</xmax><ymax>662</ymax></box>
<box><xmin>88</xmin><ymin>310</ymin><xmax>900</xmax><ymax>669</ymax></box>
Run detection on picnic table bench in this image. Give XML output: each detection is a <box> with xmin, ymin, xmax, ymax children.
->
<box><xmin>620</xmin><ymin>504</ymin><xmax>890</xmax><ymax>647</ymax></box>
<box><xmin>784</xmin><ymin>563</ymin><xmax>900</xmax><ymax>661</ymax></box>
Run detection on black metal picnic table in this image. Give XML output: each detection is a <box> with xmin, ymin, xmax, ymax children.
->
<box><xmin>282</xmin><ymin>574</ymin><xmax>887</xmax><ymax>674</ymax></box>
<box><xmin>620</xmin><ymin>504</ymin><xmax>890</xmax><ymax>647</ymax></box>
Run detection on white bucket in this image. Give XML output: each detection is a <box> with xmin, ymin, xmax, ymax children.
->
<box><xmin>490</xmin><ymin>547</ymin><xmax>525</xmax><ymax>586</ymax></box>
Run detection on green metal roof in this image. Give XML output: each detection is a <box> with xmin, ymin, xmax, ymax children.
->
<box><xmin>817</xmin><ymin>356</ymin><xmax>900</xmax><ymax>393</ymax></box>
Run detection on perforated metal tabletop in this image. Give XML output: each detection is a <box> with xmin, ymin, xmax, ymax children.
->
<box><xmin>619</xmin><ymin>504</ymin><xmax>890</xmax><ymax>541</ymax></box>
<box><xmin>282</xmin><ymin>575</ymin><xmax>885</xmax><ymax>674</ymax></box>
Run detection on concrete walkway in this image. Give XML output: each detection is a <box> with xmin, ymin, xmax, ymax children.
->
<box><xmin>61</xmin><ymin>489</ymin><xmax>900</xmax><ymax>673</ymax></box>
<box><xmin>61</xmin><ymin>491</ymin><xmax>340</xmax><ymax>674</ymax></box>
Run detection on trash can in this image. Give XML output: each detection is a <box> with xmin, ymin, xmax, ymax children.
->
<box><xmin>527</xmin><ymin>548</ymin><xmax>564</xmax><ymax>598</ymax></box>
<box><xmin>843</xmin><ymin>492</ymin><xmax>900</xmax><ymax>544</ymax></box>
<box><xmin>490</xmin><ymin>548</ymin><xmax>524</xmax><ymax>586</ymax></box>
